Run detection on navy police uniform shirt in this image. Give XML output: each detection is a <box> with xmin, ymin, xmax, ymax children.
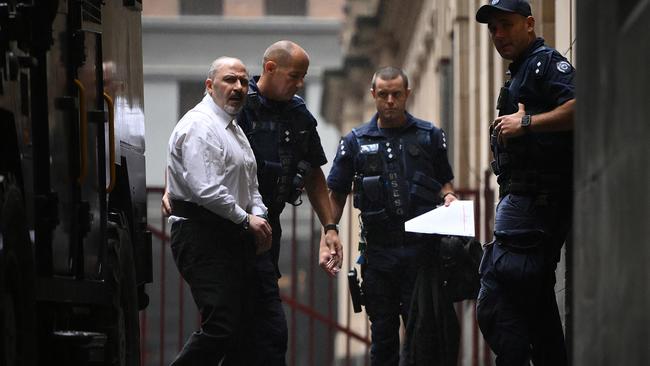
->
<box><xmin>500</xmin><ymin>37</ymin><xmax>575</xmax><ymax>116</ymax></box>
<box><xmin>494</xmin><ymin>37</ymin><xmax>575</xmax><ymax>237</ymax></box>
<box><xmin>327</xmin><ymin>112</ymin><xmax>453</xmax><ymax>200</ymax></box>
<box><xmin>237</xmin><ymin>77</ymin><xmax>327</xmax><ymax>211</ymax></box>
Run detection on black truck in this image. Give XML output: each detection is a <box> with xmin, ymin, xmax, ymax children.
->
<box><xmin>0</xmin><ymin>1</ymin><xmax>151</xmax><ymax>365</ymax></box>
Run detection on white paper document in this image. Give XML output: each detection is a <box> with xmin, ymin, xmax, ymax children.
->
<box><xmin>404</xmin><ymin>200</ymin><xmax>475</xmax><ymax>237</ymax></box>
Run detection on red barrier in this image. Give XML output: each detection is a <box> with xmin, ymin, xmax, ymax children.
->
<box><xmin>143</xmin><ymin>186</ymin><xmax>494</xmax><ymax>365</ymax></box>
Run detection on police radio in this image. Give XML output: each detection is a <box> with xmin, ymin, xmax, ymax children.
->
<box><xmin>287</xmin><ymin>160</ymin><xmax>311</xmax><ymax>206</ymax></box>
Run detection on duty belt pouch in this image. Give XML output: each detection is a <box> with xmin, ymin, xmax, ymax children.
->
<box><xmin>492</xmin><ymin>234</ymin><xmax>547</xmax><ymax>290</ymax></box>
<box><xmin>410</xmin><ymin>185</ymin><xmax>437</xmax><ymax>202</ymax></box>
<box><xmin>412</xmin><ymin>171</ymin><xmax>442</xmax><ymax>192</ymax></box>
<box><xmin>410</xmin><ymin>171</ymin><xmax>441</xmax><ymax>202</ymax></box>
<box><xmin>360</xmin><ymin>208</ymin><xmax>389</xmax><ymax>226</ymax></box>
<box><xmin>261</xmin><ymin>160</ymin><xmax>282</xmax><ymax>177</ymax></box>
<box><xmin>362</xmin><ymin>176</ymin><xmax>383</xmax><ymax>202</ymax></box>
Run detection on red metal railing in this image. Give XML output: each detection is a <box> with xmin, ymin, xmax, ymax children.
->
<box><xmin>141</xmin><ymin>184</ymin><xmax>494</xmax><ymax>366</ymax></box>
<box><xmin>141</xmin><ymin>187</ymin><xmax>371</xmax><ymax>366</ymax></box>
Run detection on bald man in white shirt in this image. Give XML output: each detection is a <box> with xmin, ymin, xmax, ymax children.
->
<box><xmin>167</xmin><ymin>57</ymin><xmax>272</xmax><ymax>365</ymax></box>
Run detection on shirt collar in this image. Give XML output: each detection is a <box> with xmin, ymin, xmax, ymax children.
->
<box><xmin>509</xmin><ymin>37</ymin><xmax>546</xmax><ymax>74</ymax></box>
<box><xmin>360</xmin><ymin>112</ymin><xmax>418</xmax><ymax>137</ymax></box>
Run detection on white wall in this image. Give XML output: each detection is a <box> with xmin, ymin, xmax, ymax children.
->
<box><xmin>144</xmin><ymin>81</ymin><xmax>178</xmax><ymax>187</ymax></box>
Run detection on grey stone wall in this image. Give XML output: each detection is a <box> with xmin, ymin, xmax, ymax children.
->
<box><xmin>573</xmin><ymin>2</ymin><xmax>650</xmax><ymax>365</ymax></box>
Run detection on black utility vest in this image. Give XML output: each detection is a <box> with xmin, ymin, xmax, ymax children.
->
<box><xmin>492</xmin><ymin>46</ymin><xmax>573</xmax><ymax>197</ymax></box>
<box><xmin>352</xmin><ymin>121</ymin><xmax>442</xmax><ymax>231</ymax></box>
<box><xmin>244</xmin><ymin>93</ymin><xmax>313</xmax><ymax>214</ymax></box>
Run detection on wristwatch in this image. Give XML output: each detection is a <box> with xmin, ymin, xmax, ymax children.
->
<box><xmin>240</xmin><ymin>214</ymin><xmax>250</xmax><ymax>231</ymax></box>
<box><xmin>323</xmin><ymin>223</ymin><xmax>339</xmax><ymax>234</ymax></box>
<box><xmin>521</xmin><ymin>114</ymin><xmax>532</xmax><ymax>130</ymax></box>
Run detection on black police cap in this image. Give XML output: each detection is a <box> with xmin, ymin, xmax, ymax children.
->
<box><xmin>476</xmin><ymin>0</ymin><xmax>532</xmax><ymax>23</ymax></box>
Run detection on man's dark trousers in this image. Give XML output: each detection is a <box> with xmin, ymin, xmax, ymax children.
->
<box><xmin>231</xmin><ymin>214</ymin><xmax>288</xmax><ymax>366</ymax></box>
<box><xmin>169</xmin><ymin>219</ymin><xmax>254</xmax><ymax>366</ymax></box>
<box><xmin>476</xmin><ymin>234</ymin><xmax>567</xmax><ymax>366</ymax></box>
<box><xmin>362</xmin><ymin>241</ymin><xmax>431</xmax><ymax>366</ymax></box>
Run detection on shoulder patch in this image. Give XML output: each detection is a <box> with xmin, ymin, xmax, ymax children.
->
<box><xmin>556</xmin><ymin>61</ymin><xmax>572</xmax><ymax>74</ymax></box>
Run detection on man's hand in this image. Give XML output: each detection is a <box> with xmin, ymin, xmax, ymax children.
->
<box><xmin>492</xmin><ymin>103</ymin><xmax>527</xmax><ymax>145</ymax></box>
<box><xmin>443</xmin><ymin>192</ymin><xmax>458</xmax><ymax>207</ymax></box>
<box><xmin>161</xmin><ymin>190</ymin><xmax>172</xmax><ymax>216</ymax></box>
<box><xmin>319</xmin><ymin>231</ymin><xmax>343</xmax><ymax>277</ymax></box>
<box><xmin>248</xmin><ymin>215</ymin><xmax>272</xmax><ymax>254</ymax></box>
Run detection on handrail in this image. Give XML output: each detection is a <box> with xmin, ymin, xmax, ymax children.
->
<box><xmin>103</xmin><ymin>92</ymin><xmax>116</xmax><ymax>193</ymax></box>
<box><xmin>73</xmin><ymin>79</ymin><xmax>88</xmax><ymax>184</ymax></box>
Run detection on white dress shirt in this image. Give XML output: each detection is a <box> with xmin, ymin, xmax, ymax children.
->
<box><xmin>167</xmin><ymin>94</ymin><xmax>267</xmax><ymax>224</ymax></box>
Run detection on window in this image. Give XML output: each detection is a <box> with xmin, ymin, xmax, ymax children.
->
<box><xmin>178</xmin><ymin>81</ymin><xmax>206</xmax><ymax>120</ymax></box>
<box><xmin>180</xmin><ymin>0</ymin><xmax>223</xmax><ymax>15</ymax></box>
<box><xmin>265</xmin><ymin>0</ymin><xmax>306</xmax><ymax>16</ymax></box>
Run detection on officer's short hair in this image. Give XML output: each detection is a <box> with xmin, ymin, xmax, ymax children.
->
<box><xmin>371</xmin><ymin>67</ymin><xmax>409</xmax><ymax>90</ymax></box>
<box><xmin>263</xmin><ymin>40</ymin><xmax>296</xmax><ymax>68</ymax></box>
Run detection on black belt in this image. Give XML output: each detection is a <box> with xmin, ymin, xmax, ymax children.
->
<box><xmin>502</xmin><ymin>170</ymin><xmax>568</xmax><ymax>196</ymax></box>
<box><xmin>171</xmin><ymin>199</ymin><xmax>240</xmax><ymax>230</ymax></box>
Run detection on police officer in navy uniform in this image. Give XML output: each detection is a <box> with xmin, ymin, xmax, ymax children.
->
<box><xmin>234</xmin><ymin>40</ymin><xmax>343</xmax><ymax>365</ymax></box>
<box><xmin>163</xmin><ymin>41</ymin><xmax>342</xmax><ymax>365</ymax></box>
<box><xmin>327</xmin><ymin>67</ymin><xmax>459</xmax><ymax>366</ymax></box>
<box><xmin>475</xmin><ymin>1</ymin><xmax>576</xmax><ymax>365</ymax></box>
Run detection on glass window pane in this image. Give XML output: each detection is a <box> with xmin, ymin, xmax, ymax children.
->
<box><xmin>180</xmin><ymin>0</ymin><xmax>223</xmax><ymax>15</ymax></box>
<box><xmin>265</xmin><ymin>0</ymin><xmax>306</xmax><ymax>16</ymax></box>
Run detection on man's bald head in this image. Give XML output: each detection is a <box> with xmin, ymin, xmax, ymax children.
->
<box><xmin>257</xmin><ymin>40</ymin><xmax>310</xmax><ymax>101</ymax></box>
<box><xmin>262</xmin><ymin>40</ymin><xmax>309</xmax><ymax>69</ymax></box>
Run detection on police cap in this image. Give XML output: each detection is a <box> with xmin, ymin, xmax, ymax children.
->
<box><xmin>476</xmin><ymin>0</ymin><xmax>532</xmax><ymax>23</ymax></box>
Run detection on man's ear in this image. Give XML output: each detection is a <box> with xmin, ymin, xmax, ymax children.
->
<box><xmin>405</xmin><ymin>88</ymin><xmax>411</xmax><ymax>99</ymax></box>
<box><xmin>526</xmin><ymin>16</ymin><xmax>535</xmax><ymax>32</ymax></box>
<box><xmin>370</xmin><ymin>88</ymin><xmax>376</xmax><ymax>99</ymax></box>
<box><xmin>264</xmin><ymin>60</ymin><xmax>277</xmax><ymax>74</ymax></box>
<box><xmin>205</xmin><ymin>78</ymin><xmax>213</xmax><ymax>94</ymax></box>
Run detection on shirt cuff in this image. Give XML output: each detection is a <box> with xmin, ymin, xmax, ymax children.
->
<box><xmin>233</xmin><ymin>206</ymin><xmax>248</xmax><ymax>224</ymax></box>
<box><xmin>250</xmin><ymin>205</ymin><xmax>266</xmax><ymax>216</ymax></box>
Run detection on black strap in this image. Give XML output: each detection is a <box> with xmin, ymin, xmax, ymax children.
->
<box><xmin>171</xmin><ymin>199</ymin><xmax>240</xmax><ymax>229</ymax></box>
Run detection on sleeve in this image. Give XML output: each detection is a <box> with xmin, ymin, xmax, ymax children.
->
<box><xmin>326</xmin><ymin>133</ymin><xmax>356</xmax><ymax>194</ymax></box>
<box><xmin>304</xmin><ymin>112</ymin><xmax>328</xmax><ymax>168</ymax></box>
<box><xmin>432</xmin><ymin>128</ymin><xmax>454</xmax><ymax>185</ymax></box>
<box><xmin>540</xmin><ymin>51</ymin><xmax>576</xmax><ymax>107</ymax></box>
<box><xmin>180</xmin><ymin>120</ymin><xmax>248</xmax><ymax>223</ymax></box>
<box><xmin>247</xmin><ymin>157</ymin><xmax>268</xmax><ymax>217</ymax></box>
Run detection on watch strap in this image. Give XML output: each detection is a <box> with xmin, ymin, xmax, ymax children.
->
<box><xmin>323</xmin><ymin>223</ymin><xmax>339</xmax><ymax>234</ymax></box>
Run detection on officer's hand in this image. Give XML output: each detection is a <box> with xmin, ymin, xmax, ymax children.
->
<box><xmin>325</xmin><ymin>230</ymin><xmax>344</xmax><ymax>263</ymax></box>
<box><xmin>443</xmin><ymin>192</ymin><xmax>457</xmax><ymax>207</ymax></box>
<box><xmin>319</xmin><ymin>232</ymin><xmax>341</xmax><ymax>277</ymax></box>
<box><xmin>249</xmin><ymin>215</ymin><xmax>272</xmax><ymax>254</ymax></box>
<box><xmin>492</xmin><ymin>103</ymin><xmax>527</xmax><ymax>145</ymax></box>
<box><xmin>161</xmin><ymin>190</ymin><xmax>172</xmax><ymax>216</ymax></box>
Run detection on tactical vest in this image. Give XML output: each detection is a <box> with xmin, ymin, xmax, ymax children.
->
<box><xmin>244</xmin><ymin>93</ymin><xmax>313</xmax><ymax>214</ymax></box>
<box><xmin>492</xmin><ymin>46</ymin><xmax>573</xmax><ymax>197</ymax></box>
<box><xmin>351</xmin><ymin>121</ymin><xmax>442</xmax><ymax>234</ymax></box>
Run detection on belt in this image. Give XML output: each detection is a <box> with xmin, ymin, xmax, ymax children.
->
<box><xmin>171</xmin><ymin>200</ymin><xmax>240</xmax><ymax>230</ymax></box>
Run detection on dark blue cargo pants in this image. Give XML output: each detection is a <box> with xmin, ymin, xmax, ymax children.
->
<box><xmin>476</xmin><ymin>234</ymin><xmax>567</xmax><ymax>366</ymax></box>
